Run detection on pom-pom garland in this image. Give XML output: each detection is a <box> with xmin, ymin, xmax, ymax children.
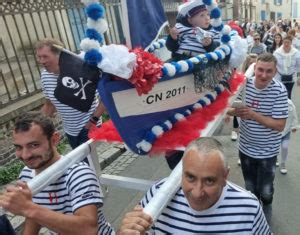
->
<box><xmin>81</xmin><ymin>0</ymin><xmax>108</xmax><ymax>66</ymax></box>
<box><xmin>210</xmin><ymin>8</ymin><xmax>221</xmax><ymax>19</ymax></box>
<box><xmin>136</xmin><ymin>81</ymin><xmax>228</xmax><ymax>154</ymax></box>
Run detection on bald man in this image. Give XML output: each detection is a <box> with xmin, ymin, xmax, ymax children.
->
<box><xmin>118</xmin><ymin>137</ymin><xmax>272</xmax><ymax>234</ymax></box>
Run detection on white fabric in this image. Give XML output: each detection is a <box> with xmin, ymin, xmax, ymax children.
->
<box><xmin>282</xmin><ymin>99</ymin><xmax>299</xmax><ymax>136</ymax></box>
<box><xmin>97</xmin><ymin>44</ymin><xmax>136</xmax><ymax>79</ymax></box>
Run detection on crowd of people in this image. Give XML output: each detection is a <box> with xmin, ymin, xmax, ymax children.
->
<box><xmin>0</xmin><ymin>0</ymin><xmax>299</xmax><ymax>234</ymax></box>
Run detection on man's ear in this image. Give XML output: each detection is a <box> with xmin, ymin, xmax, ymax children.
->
<box><xmin>51</xmin><ymin>131</ymin><xmax>60</xmax><ymax>146</ymax></box>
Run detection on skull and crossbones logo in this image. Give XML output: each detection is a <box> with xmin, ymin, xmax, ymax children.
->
<box><xmin>61</xmin><ymin>76</ymin><xmax>92</xmax><ymax>100</ymax></box>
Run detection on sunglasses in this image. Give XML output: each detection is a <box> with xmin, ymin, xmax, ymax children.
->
<box><xmin>254</xmin><ymin>38</ymin><xmax>260</xmax><ymax>41</ymax></box>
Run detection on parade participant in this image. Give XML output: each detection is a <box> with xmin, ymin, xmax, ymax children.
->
<box><xmin>273</xmin><ymin>36</ymin><xmax>300</xmax><ymax>99</ymax></box>
<box><xmin>227</xmin><ymin>53</ymin><xmax>288</xmax><ymax>222</ymax></box>
<box><xmin>279</xmin><ymin>99</ymin><xmax>299</xmax><ymax>174</ymax></box>
<box><xmin>166</xmin><ymin>0</ymin><xmax>220</xmax><ymax>61</ymax></box>
<box><xmin>118</xmin><ymin>137</ymin><xmax>271</xmax><ymax>234</ymax></box>
<box><xmin>36</xmin><ymin>38</ymin><xmax>105</xmax><ymax>149</ymax></box>
<box><xmin>0</xmin><ymin>113</ymin><xmax>113</xmax><ymax>235</ymax></box>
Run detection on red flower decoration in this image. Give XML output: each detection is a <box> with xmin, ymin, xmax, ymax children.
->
<box><xmin>129</xmin><ymin>48</ymin><xmax>163</xmax><ymax>96</ymax></box>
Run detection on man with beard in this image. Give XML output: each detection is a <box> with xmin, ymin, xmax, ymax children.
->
<box><xmin>118</xmin><ymin>137</ymin><xmax>271</xmax><ymax>234</ymax></box>
<box><xmin>0</xmin><ymin>112</ymin><xmax>113</xmax><ymax>235</ymax></box>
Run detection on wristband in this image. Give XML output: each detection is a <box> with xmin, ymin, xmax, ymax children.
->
<box><xmin>90</xmin><ymin>116</ymin><xmax>99</xmax><ymax>124</ymax></box>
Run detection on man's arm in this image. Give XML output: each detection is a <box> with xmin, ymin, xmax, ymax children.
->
<box><xmin>41</xmin><ymin>99</ymin><xmax>56</xmax><ymax>117</ymax></box>
<box><xmin>232</xmin><ymin>106</ymin><xmax>286</xmax><ymax>132</ymax></box>
<box><xmin>22</xmin><ymin>218</ymin><xmax>41</xmax><ymax>235</ymax></box>
<box><xmin>0</xmin><ymin>182</ymin><xmax>98</xmax><ymax>235</ymax></box>
<box><xmin>85</xmin><ymin>100</ymin><xmax>106</xmax><ymax>129</ymax></box>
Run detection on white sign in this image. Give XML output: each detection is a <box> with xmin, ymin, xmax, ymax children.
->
<box><xmin>112</xmin><ymin>74</ymin><xmax>207</xmax><ymax>117</ymax></box>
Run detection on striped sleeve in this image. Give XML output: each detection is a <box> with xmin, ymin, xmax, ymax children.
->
<box><xmin>271</xmin><ymin>84</ymin><xmax>288</xmax><ymax>118</ymax></box>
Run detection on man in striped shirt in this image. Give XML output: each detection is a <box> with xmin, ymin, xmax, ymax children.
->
<box><xmin>118</xmin><ymin>137</ymin><xmax>271</xmax><ymax>234</ymax></box>
<box><xmin>36</xmin><ymin>38</ymin><xmax>105</xmax><ymax>149</ymax></box>
<box><xmin>228</xmin><ymin>53</ymin><xmax>288</xmax><ymax>222</ymax></box>
<box><xmin>0</xmin><ymin>113</ymin><xmax>113</xmax><ymax>235</ymax></box>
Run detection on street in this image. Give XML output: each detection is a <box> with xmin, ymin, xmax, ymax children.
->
<box><xmin>102</xmin><ymin>85</ymin><xmax>300</xmax><ymax>235</ymax></box>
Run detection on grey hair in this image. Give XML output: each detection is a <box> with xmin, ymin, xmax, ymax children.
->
<box><xmin>183</xmin><ymin>137</ymin><xmax>228</xmax><ymax>170</ymax></box>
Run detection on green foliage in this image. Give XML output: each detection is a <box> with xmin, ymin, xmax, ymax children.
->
<box><xmin>0</xmin><ymin>160</ymin><xmax>24</xmax><ymax>185</ymax></box>
<box><xmin>102</xmin><ymin>113</ymin><xmax>110</xmax><ymax>123</ymax></box>
<box><xmin>57</xmin><ymin>137</ymin><xmax>69</xmax><ymax>154</ymax></box>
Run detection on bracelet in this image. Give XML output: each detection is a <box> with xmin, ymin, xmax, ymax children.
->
<box><xmin>90</xmin><ymin>116</ymin><xmax>99</xmax><ymax>124</ymax></box>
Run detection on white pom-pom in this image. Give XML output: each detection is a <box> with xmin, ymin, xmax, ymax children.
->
<box><xmin>189</xmin><ymin>57</ymin><xmax>200</xmax><ymax>64</ymax></box>
<box><xmin>148</xmin><ymin>45</ymin><xmax>155</xmax><ymax>52</ymax></box>
<box><xmin>220</xmin><ymin>45</ymin><xmax>231</xmax><ymax>55</ymax></box>
<box><xmin>207</xmin><ymin>2</ymin><xmax>218</xmax><ymax>11</ymax></box>
<box><xmin>217</xmin><ymin>50</ymin><xmax>226</xmax><ymax>59</ymax></box>
<box><xmin>210</xmin><ymin>52</ymin><xmax>218</xmax><ymax>61</ymax></box>
<box><xmin>216</xmin><ymin>84</ymin><xmax>225</xmax><ymax>92</ymax></box>
<box><xmin>211</xmin><ymin>18</ymin><xmax>222</xmax><ymax>27</ymax></box>
<box><xmin>80</xmin><ymin>38</ymin><xmax>100</xmax><ymax>52</ymax></box>
<box><xmin>78</xmin><ymin>51</ymin><xmax>85</xmax><ymax>59</ymax></box>
<box><xmin>136</xmin><ymin>140</ymin><xmax>152</xmax><ymax>152</ymax></box>
<box><xmin>163</xmin><ymin>63</ymin><xmax>176</xmax><ymax>77</ymax></box>
<box><xmin>152</xmin><ymin>125</ymin><xmax>164</xmax><ymax>137</ymax></box>
<box><xmin>177</xmin><ymin>61</ymin><xmax>189</xmax><ymax>72</ymax></box>
<box><xmin>153</xmin><ymin>42</ymin><xmax>160</xmax><ymax>49</ymax></box>
<box><xmin>164</xmin><ymin>120</ymin><xmax>172</xmax><ymax>130</ymax></box>
<box><xmin>198</xmin><ymin>54</ymin><xmax>206</xmax><ymax>60</ymax></box>
<box><xmin>185</xmin><ymin>109</ymin><xmax>192</xmax><ymax>115</ymax></box>
<box><xmin>175</xmin><ymin>113</ymin><xmax>185</xmax><ymax>121</ymax></box>
<box><xmin>193</xmin><ymin>103</ymin><xmax>202</xmax><ymax>110</ymax></box>
<box><xmin>157</xmin><ymin>38</ymin><xmax>166</xmax><ymax>45</ymax></box>
<box><xmin>201</xmin><ymin>97</ymin><xmax>211</xmax><ymax>105</ymax></box>
<box><xmin>222</xmin><ymin>25</ymin><xmax>231</xmax><ymax>35</ymax></box>
<box><xmin>81</xmin><ymin>0</ymin><xmax>99</xmax><ymax>6</ymax></box>
<box><xmin>87</xmin><ymin>18</ymin><xmax>108</xmax><ymax>34</ymax></box>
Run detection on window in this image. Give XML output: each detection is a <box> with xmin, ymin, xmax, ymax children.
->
<box><xmin>277</xmin><ymin>12</ymin><xmax>282</xmax><ymax>20</ymax></box>
<box><xmin>261</xmin><ymin>0</ymin><xmax>265</xmax><ymax>3</ymax></box>
<box><xmin>261</xmin><ymin>10</ymin><xmax>266</xmax><ymax>20</ymax></box>
<box><xmin>274</xmin><ymin>0</ymin><xmax>282</xmax><ymax>5</ymax></box>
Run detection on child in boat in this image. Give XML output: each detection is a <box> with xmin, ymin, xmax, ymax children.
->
<box><xmin>166</xmin><ymin>0</ymin><xmax>221</xmax><ymax>61</ymax></box>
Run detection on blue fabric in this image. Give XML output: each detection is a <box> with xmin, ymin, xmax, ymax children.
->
<box><xmin>126</xmin><ymin>0</ymin><xmax>167</xmax><ymax>49</ymax></box>
<box><xmin>66</xmin><ymin>127</ymin><xmax>89</xmax><ymax>149</ymax></box>
<box><xmin>0</xmin><ymin>215</ymin><xmax>16</xmax><ymax>235</ymax></box>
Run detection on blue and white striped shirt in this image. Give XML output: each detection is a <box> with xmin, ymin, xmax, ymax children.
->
<box><xmin>19</xmin><ymin>162</ymin><xmax>114</xmax><ymax>235</ymax></box>
<box><xmin>41</xmin><ymin>70</ymin><xmax>99</xmax><ymax>136</ymax></box>
<box><xmin>141</xmin><ymin>179</ymin><xmax>271</xmax><ymax>234</ymax></box>
<box><xmin>239</xmin><ymin>77</ymin><xmax>288</xmax><ymax>159</ymax></box>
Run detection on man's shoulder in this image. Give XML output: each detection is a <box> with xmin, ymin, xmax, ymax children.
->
<box><xmin>226</xmin><ymin>182</ymin><xmax>259</xmax><ymax>203</ymax></box>
<box><xmin>270</xmin><ymin>79</ymin><xmax>287</xmax><ymax>92</ymax></box>
<box><xmin>19</xmin><ymin>166</ymin><xmax>33</xmax><ymax>181</ymax></box>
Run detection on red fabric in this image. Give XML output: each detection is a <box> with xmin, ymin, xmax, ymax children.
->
<box><xmin>228</xmin><ymin>21</ymin><xmax>244</xmax><ymax>38</ymax></box>
<box><xmin>90</xmin><ymin>72</ymin><xmax>245</xmax><ymax>155</ymax></box>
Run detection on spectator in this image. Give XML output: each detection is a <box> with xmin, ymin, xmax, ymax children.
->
<box><xmin>0</xmin><ymin>112</ymin><xmax>113</xmax><ymax>235</ymax></box>
<box><xmin>273</xmin><ymin>36</ymin><xmax>300</xmax><ymax>99</ymax></box>
<box><xmin>269</xmin><ymin>33</ymin><xmax>283</xmax><ymax>53</ymax></box>
<box><xmin>227</xmin><ymin>53</ymin><xmax>288</xmax><ymax>222</ymax></box>
<box><xmin>279</xmin><ymin>99</ymin><xmax>298</xmax><ymax>174</ymax></box>
<box><xmin>118</xmin><ymin>137</ymin><xmax>271</xmax><ymax>234</ymax></box>
<box><xmin>166</xmin><ymin>0</ymin><xmax>220</xmax><ymax>61</ymax></box>
<box><xmin>35</xmin><ymin>38</ymin><xmax>105</xmax><ymax>149</ymax></box>
<box><xmin>249</xmin><ymin>33</ymin><xmax>266</xmax><ymax>55</ymax></box>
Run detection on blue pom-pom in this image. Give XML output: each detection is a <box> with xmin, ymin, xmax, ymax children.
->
<box><xmin>210</xmin><ymin>8</ymin><xmax>221</xmax><ymax>19</ymax></box>
<box><xmin>84</xmin><ymin>49</ymin><xmax>102</xmax><ymax>66</ymax></box>
<box><xmin>203</xmin><ymin>0</ymin><xmax>212</xmax><ymax>5</ymax></box>
<box><xmin>86</xmin><ymin>28</ymin><xmax>103</xmax><ymax>43</ymax></box>
<box><xmin>215</xmin><ymin>51</ymin><xmax>223</xmax><ymax>60</ymax></box>
<box><xmin>186</xmin><ymin>60</ymin><xmax>194</xmax><ymax>71</ymax></box>
<box><xmin>196</xmin><ymin>56</ymin><xmax>202</xmax><ymax>63</ymax></box>
<box><xmin>213</xmin><ymin>23</ymin><xmax>224</xmax><ymax>32</ymax></box>
<box><xmin>85</xmin><ymin>3</ymin><xmax>105</xmax><ymax>20</ymax></box>
<box><xmin>170</xmin><ymin>116</ymin><xmax>178</xmax><ymax>124</ymax></box>
<box><xmin>198</xmin><ymin>99</ymin><xmax>207</xmax><ymax>107</ymax></box>
<box><xmin>205</xmin><ymin>94</ymin><xmax>214</xmax><ymax>102</ymax></box>
<box><xmin>171</xmin><ymin>62</ymin><xmax>182</xmax><ymax>73</ymax></box>
<box><xmin>159</xmin><ymin>41</ymin><xmax>165</xmax><ymax>47</ymax></box>
<box><xmin>205</xmin><ymin>53</ymin><xmax>212</xmax><ymax>61</ymax></box>
<box><xmin>221</xmin><ymin>34</ymin><xmax>231</xmax><ymax>43</ymax></box>
<box><xmin>144</xmin><ymin>132</ymin><xmax>157</xmax><ymax>144</ymax></box>
<box><xmin>161</xmin><ymin>123</ymin><xmax>170</xmax><ymax>132</ymax></box>
<box><xmin>214</xmin><ymin>86</ymin><xmax>222</xmax><ymax>95</ymax></box>
<box><xmin>162</xmin><ymin>67</ymin><xmax>168</xmax><ymax>76</ymax></box>
<box><xmin>183</xmin><ymin>110</ymin><xmax>191</xmax><ymax>117</ymax></box>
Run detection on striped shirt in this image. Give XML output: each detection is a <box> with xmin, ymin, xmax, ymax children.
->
<box><xmin>141</xmin><ymin>179</ymin><xmax>271</xmax><ymax>234</ymax></box>
<box><xmin>19</xmin><ymin>162</ymin><xmax>114</xmax><ymax>235</ymax></box>
<box><xmin>41</xmin><ymin>70</ymin><xmax>99</xmax><ymax>136</ymax></box>
<box><xmin>238</xmin><ymin>77</ymin><xmax>288</xmax><ymax>159</ymax></box>
<box><xmin>175</xmin><ymin>23</ymin><xmax>221</xmax><ymax>56</ymax></box>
